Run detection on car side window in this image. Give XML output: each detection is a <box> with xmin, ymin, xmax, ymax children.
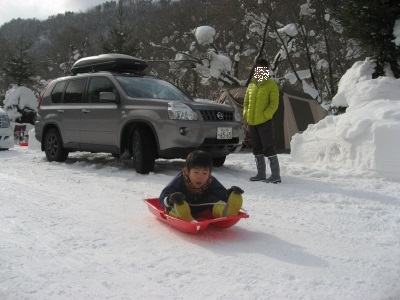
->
<box><xmin>64</xmin><ymin>79</ymin><xmax>87</xmax><ymax>104</ymax></box>
<box><xmin>51</xmin><ymin>81</ymin><xmax>67</xmax><ymax>103</ymax></box>
<box><xmin>87</xmin><ymin>77</ymin><xmax>117</xmax><ymax>103</ymax></box>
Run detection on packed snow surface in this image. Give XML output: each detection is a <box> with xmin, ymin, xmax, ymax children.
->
<box><xmin>1</xmin><ymin>147</ymin><xmax>399</xmax><ymax>300</ymax></box>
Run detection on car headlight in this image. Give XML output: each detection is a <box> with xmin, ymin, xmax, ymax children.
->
<box><xmin>168</xmin><ymin>102</ymin><xmax>198</xmax><ymax>120</ymax></box>
<box><xmin>234</xmin><ymin>111</ymin><xmax>242</xmax><ymax>122</ymax></box>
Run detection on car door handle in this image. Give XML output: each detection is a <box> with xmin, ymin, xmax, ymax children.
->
<box><xmin>57</xmin><ymin>109</ymin><xmax>64</xmax><ymax>113</ymax></box>
<box><xmin>82</xmin><ymin>109</ymin><xmax>91</xmax><ymax>113</ymax></box>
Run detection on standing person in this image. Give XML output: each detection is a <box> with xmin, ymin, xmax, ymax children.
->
<box><xmin>243</xmin><ymin>58</ymin><xmax>281</xmax><ymax>183</ymax></box>
<box><xmin>159</xmin><ymin>150</ymin><xmax>244</xmax><ymax>221</ymax></box>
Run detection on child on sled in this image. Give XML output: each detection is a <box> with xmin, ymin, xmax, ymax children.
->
<box><xmin>159</xmin><ymin>150</ymin><xmax>244</xmax><ymax>221</ymax></box>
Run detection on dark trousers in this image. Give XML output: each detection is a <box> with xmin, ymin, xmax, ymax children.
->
<box><xmin>248</xmin><ymin>120</ymin><xmax>277</xmax><ymax>157</ymax></box>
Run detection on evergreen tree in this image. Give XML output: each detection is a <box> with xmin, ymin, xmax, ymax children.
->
<box><xmin>328</xmin><ymin>0</ymin><xmax>400</xmax><ymax>78</ymax></box>
<box><xmin>2</xmin><ymin>35</ymin><xmax>36</xmax><ymax>86</ymax></box>
<box><xmin>100</xmin><ymin>0</ymin><xmax>138</xmax><ymax>55</ymax></box>
<box><xmin>2</xmin><ymin>34</ymin><xmax>37</xmax><ymax>124</ymax></box>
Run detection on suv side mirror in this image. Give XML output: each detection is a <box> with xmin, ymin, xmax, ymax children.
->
<box><xmin>99</xmin><ymin>92</ymin><xmax>117</xmax><ymax>103</ymax></box>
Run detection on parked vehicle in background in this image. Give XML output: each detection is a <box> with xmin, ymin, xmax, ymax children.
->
<box><xmin>0</xmin><ymin>108</ymin><xmax>14</xmax><ymax>150</ymax></box>
<box><xmin>35</xmin><ymin>54</ymin><xmax>244</xmax><ymax>174</ymax></box>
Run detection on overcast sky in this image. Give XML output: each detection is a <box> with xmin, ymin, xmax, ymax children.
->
<box><xmin>0</xmin><ymin>0</ymin><xmax>108</xmax><ymax>26</ymax></box>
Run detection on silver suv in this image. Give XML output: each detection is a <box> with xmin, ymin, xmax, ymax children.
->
<box><xmin>35</xmin><ymin>54</ymin><xmax>244</xmax><ymax>174</ymax></box>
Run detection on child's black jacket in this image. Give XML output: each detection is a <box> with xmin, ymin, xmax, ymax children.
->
<box><xmin>159</xmin><ymin>171</ymin><xmax>228</xmax><ymax>215</ymax></box>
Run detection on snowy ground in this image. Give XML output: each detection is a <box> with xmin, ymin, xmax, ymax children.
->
<box><xmin>1</xmin><ymin>146</ymin><xmax>399</xmax><ymax>300</ymax></box>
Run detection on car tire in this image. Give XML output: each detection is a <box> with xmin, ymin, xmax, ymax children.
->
<box><xmin>44</xmin><ymin>128</ymin><xmax>69</xmax><ymax>162</ymax></box>
<box><xmin>212</xmin><ymin>156</ymin><xmax>226</xmax><ymax>167</ymax></box>
<box><xmin>132</xmin><ymin>128</ymin><xmax>155</xmax><ymax>174</ymax></box>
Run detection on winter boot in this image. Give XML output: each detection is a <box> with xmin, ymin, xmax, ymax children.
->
<box><xmin>264</xmin><ymin>155</ymin><xmax>281</xmax><ymax>183</ymax></box>
<box><xmin>212</xmin><ymin>192</ymin><xmax>243</xmax><ymax>218</ymax></box>
<box><xmin>169</xmin><ymin>201</ymin><xmax>194</xmax><ymax>221</ymax></box>
<box><xmin>250</xmin><ymin>154</ymin><xmax>266</xmax><ymax>181</ymax></box>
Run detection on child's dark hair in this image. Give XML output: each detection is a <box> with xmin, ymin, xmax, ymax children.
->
<box><xmin>184</xmin><ymin>150</ymin><xmax>213</xmax><ymax>171</ymax></box>
<box><xmin>255</xmin><ymin>58</ymin><xmax>269</xmax><ymax>68</ymax></box>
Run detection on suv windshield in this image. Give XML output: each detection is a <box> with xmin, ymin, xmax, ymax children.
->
<box><xmin>116</xmin><ymin>75</ymin><xmax>191</xmax><ymax>101</ymax></box>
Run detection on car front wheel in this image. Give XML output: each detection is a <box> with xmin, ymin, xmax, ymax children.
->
<box><xmin>44</xmin><ymin>128</ymin><xmax>69</xmax><ymax>162</ymax></box>
<box><xmin>212</xmin><ymin>156</ymin><xmax>226</xmax><ymax>167</ymax></box>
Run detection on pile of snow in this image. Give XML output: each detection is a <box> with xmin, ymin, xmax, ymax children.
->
<box><xmin>208</xmin><ymin>52</ymin><xmax>232</xmax><ymax>79</ymax></box>
<box><xmin>3</xmin><ymin>86</ymin><xmax>38</xmax><ymax>122</ymax></box>
<box><xmin>330</xmin><ymin>58</ymin><xmax>376</xmax><ymax>108</ymax></box>
<box><xmin>194</xmin><ymin>26</ymin><xmax>216</xmax><ymax>45</ymax></box>
<box><xmin>290</xmin><ymin>59</ymin><xmax>400</xmax><ymax>181</ymax></box>
<box><xmin>277</xmin><ymin>23</ymin><xmax>298</xmax><ymax>37</ymax></box>
<box><xmin>195</xmin><ymin>52</ymin><xmax>233</xmax><ymax>84</ymax></box>
<box><xmin>284</xmin><ymin>69</ymin><xmax>311</xmax><ymax>84</ymax></box>
<box><xmin>28</xmin><ymin>128</ymin><xmax>40</xmax><ymax>150</ymax></box>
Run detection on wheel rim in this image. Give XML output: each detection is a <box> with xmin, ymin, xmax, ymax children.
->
<box><xmin>46</xmin><ymin>134</ymin><xmax>58</xmax><ymax>157</ymax></box>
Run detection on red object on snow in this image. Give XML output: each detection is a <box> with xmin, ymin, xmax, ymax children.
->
<box><xmin>15</xmin><ymin>125</ymin><xmax>28</xmax><ymax>146</ymax></box>
<box><xmin>144</xmin><ymin>198</ymin><xmax>249</xmax><ymax>233</ymax></box>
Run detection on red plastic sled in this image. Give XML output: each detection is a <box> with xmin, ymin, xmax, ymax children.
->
<box><xmin>145</xmin><ymin>198</ymin><xmax>249</xmax><ymax>233</ymax></box>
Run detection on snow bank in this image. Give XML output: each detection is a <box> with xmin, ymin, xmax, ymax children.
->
<box><xmin>331</xmin><ymin>58</ymin><xmax>375</xmax><ymax>108</ymax></box>
<box><xmin>28</xmin><ymin>128</ymin><xmax>41</xmax><ymax>150</ymax></box>
<box><xmin>291</xmin><ymin>59</ymin><xmax>400</xmax><ymax>181</ymax></box>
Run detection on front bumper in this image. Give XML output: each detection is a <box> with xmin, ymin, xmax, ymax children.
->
<box><xmin>0</xmin><ymin>128</ymin><xmax>14</xmax><ymax>149</ymax></box>
<box><xmin>157</xmin><ymin>120</ymin><xmax>245</xmax><ymax>159</ymax></box>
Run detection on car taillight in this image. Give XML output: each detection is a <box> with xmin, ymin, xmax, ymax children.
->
<box><xmin>38</xmin><ymin>83</ymin><xmax>51</xmax><ymax>108</ymax></box>
<box><xmin>38</xmin><ymin>94</ymin><xmax>44</xmax><ymax>108</ymax></box>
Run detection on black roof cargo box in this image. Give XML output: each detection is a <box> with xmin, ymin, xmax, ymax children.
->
<box><xmin>71</xmin><ymin>53</ymin><xmax>148</xmax><ymax>75</ymax></box>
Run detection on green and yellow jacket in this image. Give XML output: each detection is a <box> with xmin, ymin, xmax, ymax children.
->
<box><xmin>243</xmin><ymin>78</ymin><xmax>279</xmax><ymax>126</ymax></box>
